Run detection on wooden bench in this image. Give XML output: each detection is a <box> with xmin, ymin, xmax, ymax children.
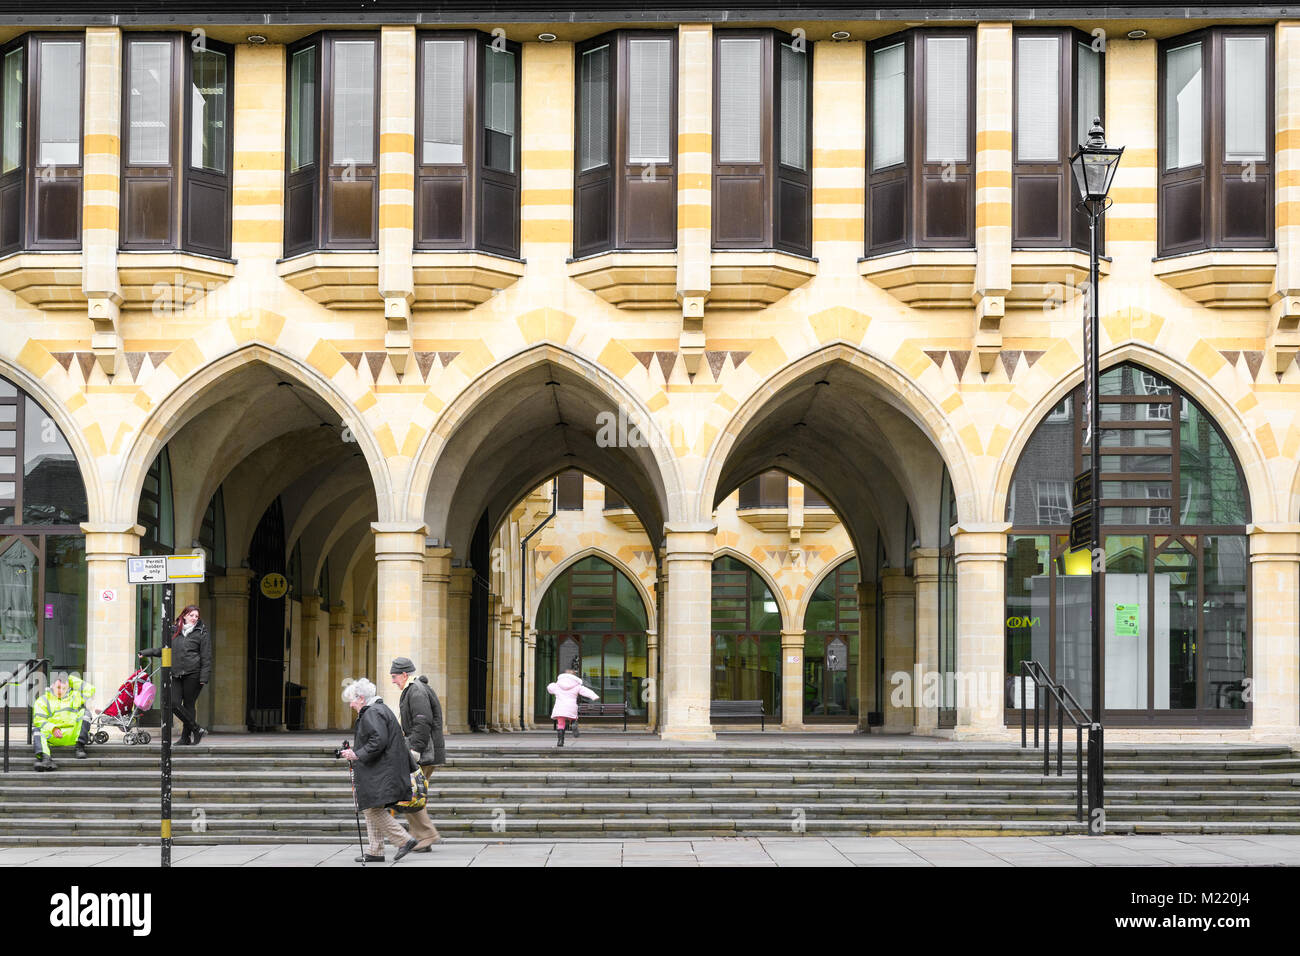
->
<box><xmin>577</xmin><ymin>701</ymin><xmax>628</xmax><ymax>730</ymax></box>
<box><xmin>710</xmin><ymin>699</ymin><xmax>765</xmax><ymax>730</ymax></box>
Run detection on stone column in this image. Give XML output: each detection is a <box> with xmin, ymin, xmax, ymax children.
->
<box><xmin>209</xmin><ymin>569</ymin><xmax>253</xmax><ymax>732</ymax></box>
<box><xmin>423</xmin><ymin>546</ymin><xmax>452</xmax><ymax>703</ymax></box>
<box><xmin>446</xmin><ymin>567</ymin><xmax>472</xmax><ymax>733</ymax></box>
<box><xmin>1274</xmin><ymin>22</ymin><xmax>1300</xmax><ymax>374</ymax></box>
<box><xmin>856</xmin><ymin>583</ymin><xmax>877</xmax><ymax>731</ymax></box>
<box><xmin>81</xmin><ymin>28</ymin><xmax>123</xmax><ymax>376</ymax></box>
<box><xmin>1248</xmin><ymin>524</ymin><xmax>1300</xmax><ymax>737</ymax></box>
<box><xmin>973</xmin><ymin>23</ymin><xmax>1013</xmax><ymax>374</ymax></box>
<box><xmin>780</xmin><ymin>629</ymin><xmax>805</xmax><ymax>730</ymax></box>
<box><xmin>645</xmin><ymin>627</ymin><xmax>659</xmax><ymax>731</ymax></box>
<box><xmin>81</xmin><ymin>523</ymin><xmax>142</xmax><ymax>702</ymax></box>
<box><xmin>880</xmin><ymin>568</ymin><xmax>916</xmax><ymax>732</ymax></box>
<box><xmin>486</xmin><ymin>594</ymin><xmax>502</xmax><ymax>730</ymax></box>
<box><xmin>675</xmin><ymin>24</ymin><xmax>712</xmax><ymax>371</ymax></box>
<box><xmin>952</xmin><ymin>523</ymin><xmax>1010</xmax><ymax>737</ymax></box>
<box><xmin>659</xmin><ymin>525</ymin><xmax>716</xmax><ymax>741</ymax></box>
<box><xmin>912</xmin><ymin>547</ymin><xmax>941</xmax><ymax>733</ymax></box>
<box><xmin>298</xmin><ymin>595</ymin><xmax>323</xmax><ymax>729</ymax></box>
<box><xmin>325</xmin><ymin>606</ymin><xmax>345</xmax><ymax>733</ymax></box>
<box><xmin>378</xmin><ymin>26</ymin><xmax>416</xmax><ymax>372</ymax></box>
<box><xmin>371</xmin><ymin>522</ymin><xmax>426</xmax><ymax>712</ymax></box>
<box><xmin>524</xmin><ymin>627</ymin><xmax>538</xmax><ymax>729</ymax></box>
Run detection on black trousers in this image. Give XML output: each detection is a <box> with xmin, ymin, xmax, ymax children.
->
<box><xmin>173</xmin><ymin>672</ymin><xmax>203</xmax><ymax>738</ymax></box>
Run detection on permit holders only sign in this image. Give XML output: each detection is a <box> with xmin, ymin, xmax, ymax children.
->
<box><xmin>127</xmin><ymin>553</ymin><xmax>205</xmax><ymax>584</ymax></box>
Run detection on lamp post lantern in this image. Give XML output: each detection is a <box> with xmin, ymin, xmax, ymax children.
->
<box><xmin>1069</xmin><ymin>117</ymin><xmax>1123</xmax><ymax>834</ymax></box>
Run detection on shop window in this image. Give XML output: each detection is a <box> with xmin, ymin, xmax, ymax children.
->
<box><xmin>713</xmin><ymin>29</ymin><xmax>811</xmax><ymax>256</ymax></box>
<box><xmin>1158</xmin><ymin>28</ymin><xmax>1272</xmax><ymax>255</ymax></box>
<box><xmin>0</xmin><ymin>34</ymin><xmax>85</xmax><ymax>252</ymax></box>
<box><xmin>573</xmin><ymin>31</ymin><xmax>676</xmax><ymax>257</ymax></box>
<box><xmin>866</xmin><ymin>29</ymin><xmax>974</xmax><ymax>254</ymax></box>
<box><xmin>121</xmin><ymin>35</ymin><xmax>233</xmax><ymax>256</ymax></box>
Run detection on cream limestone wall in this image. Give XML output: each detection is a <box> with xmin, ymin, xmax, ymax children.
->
<box><xmin>1</xmin><ymin>17</ymin><xmax>1297</xmax><ymax>741</ymax></box>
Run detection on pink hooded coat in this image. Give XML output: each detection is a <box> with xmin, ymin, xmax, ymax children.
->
<box><xmin>547</xmin><ymin>672</ymin><xmax>599</xmax><ymax>720</ymax></box>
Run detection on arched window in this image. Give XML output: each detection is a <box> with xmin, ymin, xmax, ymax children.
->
<box><xmin>534</xmin><ymin>555</ymin><xmax>649</xmax><ymax>721</ymax></box>
<box><xmin>0</xmin><ymin>376</ymin><xmax>88</xmax><ymax>679</ymax></box>
<box><xmin>1004</xmin><ymin>363</ymin><xmax>1250</xmax><ymax>725</ymax></box>
<box><xmin>711</xmin><ymin>555</ymin><xmax>782</xmax><ymax>718</ymax></box>
<box><xmin>802</xmin><ymin>557</ymin><xmax>859</xmax><ymax>721</ymax></box>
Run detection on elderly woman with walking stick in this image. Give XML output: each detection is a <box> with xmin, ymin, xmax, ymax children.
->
<box><xmin>338</xmin><ymin>678</ymin><xmax>418</xmax><ymax>863</ymax></box>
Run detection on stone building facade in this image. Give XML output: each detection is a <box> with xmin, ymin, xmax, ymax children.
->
<box><xmin>0</xmin><ymin>2</ymin><xmax>1297</xmax><ymax>742</ymax></box>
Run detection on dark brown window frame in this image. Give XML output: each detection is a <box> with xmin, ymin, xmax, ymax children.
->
<box><xmin>120</xmin><ymin>33</ymin><xmax>234</xmax><ymax>257</ymax></box>
<box><xmin>572</xmin><ymin>29</ymin><xmax>678</xmax><ymax>258</ymax></box>
<box><xmin>556</xmin><ymin>469</ymin><xmax>585</xmax><ymax>511</ymax></box>
<box><xmin>0</xmin><ymin>32</ymin><xmax>86</xmax><ymax>254</ymax></box>
<box><xmin>1011</xmin><ymin>27</ymin><xmax>1104</xmax><ymax>251</ymax></box>
<box><xmin>712</xmin><ymin>28</ymin><xmax>812</xmax><ymax>257</ymax></box>
<box><xmin>865</xmin><ymin>28</ymin><xmax>976</xmax><ymax>256</ymax></box>
<box><xmin>738</xmin><ymin>471</ymin><xmax>789</xmax><ymax>509</ymax></box>
<box><xmin>1157</xmin><ymin>27</ymin><xmax>1274</xmax><ymax>257</ymax></box>
<box><xmin>283</xmin><ymin>31</ymin><xmax>382</xmax><ymax>256</ymax></box>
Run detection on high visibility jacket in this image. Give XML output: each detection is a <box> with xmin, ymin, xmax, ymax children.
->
<box><xmin>33</xmin><ymin>675</ymin><xmax>96</xmax><ymax>734</ymax></box>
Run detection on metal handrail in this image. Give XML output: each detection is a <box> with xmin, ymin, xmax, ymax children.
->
<box><xmin>1018</xmin><ymin>660</ymin><xmax>1092</xmax><ymax>823</ymax></box>
<box><xmin>2</xmin><ymin>658</ymin><xmax>50</xmax><ymax>773</ymax></box>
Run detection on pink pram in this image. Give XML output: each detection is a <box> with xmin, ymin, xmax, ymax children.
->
<box><xmin>90</xmin><ymin>663</ymin><xmax>158</xmax><ymax>745</ymax></box>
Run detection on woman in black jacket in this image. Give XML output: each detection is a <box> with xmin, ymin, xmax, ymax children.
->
<box><xmin>339</xmin><ymin>678</ymin><xmax>418</xmax><ymax>863</ymax></box>
<box><xmin>139</xmin><ymin>604</ymin><xmax>212</xmax><ymax>745</ymax></box>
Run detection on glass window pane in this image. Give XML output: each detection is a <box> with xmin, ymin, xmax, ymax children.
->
<box><xmin>1005</xmin><ymin>396</ymin><xmax>1073</xmax><ymax>524</ymax></box>
<box><xmin>628</xmin><ymin>38</ymin><xmax>671</xmax><ymax>166</ymax></box>
<box><xmin>39</xmin><ymin>41</ymin><xmax>81</xmax><ymax>167</ymax></box>
<box><xmin>1203</xmin><ymin>535</ymin><xmax>1247</xmax><ymax>709</ymax></box>
<box><xmin>778</xmin><ymin>42</ymin><xmax>807</xmax><ymax>170</ymax></box>
<box><xmin>128</xmin><ymin>41</ymin><xmax>172</xmax><ymax>165</ymax></box>
<box><xmin>2</xmin><ymin>48</ymin><xmax>20</xmax><ymax>174</ymax></box>
<box><xmin>1104</xmin><ymin>535</ymin><xmax>1148</xmax><ymax>709</ymax></box>
<box><xmin>1016</xmin><ymin>35</ymin><xmax>1059</xmax><ymax>162</ymax></box>
<box><xmin>872</xmin><ymin>43</ymin><xmax>905</xmax><ymax>170</ymax></box>
<box><xmin>718</xmin><ymin>37</ymin><xmax>762</xmax><ymax>164</ymax></box>
<box><xmin>1154</xmin><ymin>541</ymin><xmax>1197</xmax><ymax>709</ymax></box>
<box><xmin>1164</xmin><ymin>41</ymin><xmax>1202</xmax><ymax>170</ymax></box>
<box><xmin>23</xmin><ymin>397</ymin><xmax>87</xmax><ymax>525</ymax></box>
<box><xmin>43</xmin><ymin>535</ymin><xmax>87</xmax><ymax>675</ymax></box>
<box><xmin>332</xmin><ymin>40</ymin><xmax>375</xmax><ymax>166</ymax></box>
<box><xmin>422</xmin><ymin>39</ymin><xmax>464</xmax><ymax>165</ymax></box>
<box><xmin>1005</xmin><ymin>536</ymin><xmax>1052</xmax><ymax>709</ymax></box>
<box><xmin>0</xmin><ymin>541</ymin><xmax>39</xmax><ymax>671</ymax></box>
<box><xmin>1224</xmin><ymin>36</ymin><xmax>1267</xmax><ymax>162</ymax></box>
<box><xmin>483</xmin><ymin>47</ymin><xmax>516</xmax><ymax>173</ymax></box>
<box><xmin>289</xmin><ymin>46</ymin><xmax>316</xmax><ymax>171</ymax></box>
<box><xmin>1179</xmin><ymin>400</ymin><xmax>1247</xmax><ymax>525</ymax></box>
<box><xmin>1077</xmin><ymin>42</ymin><xmax>1101</xmax><ymax>148</ymax></box>
<box><xmin>190</xmin><ymin>48</ymin><xmax>227</xmax><ymax>172</ymax></box>
<box><xmin>578</xmin><ymin>44</ymin><xmax>609</xmax><ymax>171</ymax></box>
<box><xmin>925</xmin><ymin>35</ymin><xmax>968</xmax><ymax>164</ymax></box>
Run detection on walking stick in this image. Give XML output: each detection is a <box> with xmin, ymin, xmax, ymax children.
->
<box><xmin>342</xmin><ymin>739</ymin><xmax>366</xmax><ymax>865</ymax></box>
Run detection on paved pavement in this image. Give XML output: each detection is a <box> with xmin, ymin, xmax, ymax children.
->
<box><xmin>5</xmin><ymin>835</ymin><xmax>1300</xmax><ymax>866</ymax></box>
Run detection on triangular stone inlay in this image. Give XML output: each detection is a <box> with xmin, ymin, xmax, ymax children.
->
<box><xmin>414</xmin><ymin>351</ymin><xmax>438</xmax><ymax>380</ymax></box>
<box><xmin>340</xmin><ymin>352</ymin><xmax>363</xmax><ymax>371</ymax></box>
<box><xmin>705</xmin><ymin>350</ymin><xmax>727</xmax><ymax>380</ymax></box>
<box><xmin>1220</xmin><ymin>350</ymin><xmax>1240</xmax><ymax>368</ymax></box>
<box><xmin>1244</xmin><ymin>350</ymin><xmax>1264</xmax><ymax>380</ymax></box>
<box><xmin>728</xmin><ymin>351</ymin><xmax>750</xmax><ymax>367</ymax></box>
<box><xmin>148</xmin><ymin>351</ymin><xmax>170</xmax><ymax>369</ymax></box>
<box><xmin>924</xmin><ymin>350</ymin><xmax>948</xmax><ymax>368</ymax></box>
<box><xmin>51</xmin><ymin>352</ymin><xmax>74</xmax><ymax>372</ymax></box>
<box><xmin>125</xmin><ymin>352</ymin><xmax>146</xmax><ymax>380</ymax></box>
<box><xmin>999</xmin><ymin>350</ymin><xmax>1022</xmax><ymax>379</ymax></box>
<box><xmin>655</xmin><ymin>351</ymin><xmax>676</xmax><ymax>381</ymax></box>
<box><xmin>437</xmin><ymin>351</ymin><xmax>460</xmax><ymax>368</ymax></box>
<box><xmin>949</xmin><ymin>351</ymin><xmax>971</xmax><ymax>380</ymax></box>
<box><xmin>1023</xmin><ymin>350</ymin><xmax>1044</xmax><ymax>368</ymax></box>
<box><xmin>631</xmin><ymin>351</ymin><xmax>654</xmax><ymax>370</ymax></box>
<box><xmin>75</xmin><ymin>352</ymin><xmax>95</xmax><ymax>382</ymax></box>
<box><xmin>364</xmin><ymin>351</ymin><xmax>386</xmax><ymax>381</ymax></box>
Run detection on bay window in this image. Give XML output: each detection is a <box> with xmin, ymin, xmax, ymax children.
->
<box><xmin>866</xmin><ymin>30</ymin><xmax>975</xmax><ymax>255</ymax></box>
<box><xmin>415</xmin><ymin>32</ymin><xmax>520</xmax><ymax>257</ymax></box>
<box><xmin>0</xmin><ymin>34</ymin><xmax>85</xmax><ymax>253</ymax></box>
<box><xmin>284</xmin><ymin>33</ymin><xmax>380</xmax><ymax>255</ymax></box>
<box><xmin>573</xmin><ymin>31</ymin><xmax>676</xmax><ymax>258</ymax></box>
<box><xmin>1013</xmin><ymin>30</ymin><xmax>1104</xmax><ymax>248</ymax></box>
<box><xmin>713</xmin><ymin>30</ymin><xmax>811</xmax><ymax>256</ymax></box>
<box><xmin>1158</xmin><ymin>28</ymin><xmax>1272</xmax><ymax>256</ymax></box>
<box><xmin>121</xmin><ymin>34</ymin><xmax>233</xmax><ymax>256</ymax></box>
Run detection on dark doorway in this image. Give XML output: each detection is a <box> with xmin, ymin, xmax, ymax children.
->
<box><xmin>246</xmin><ymin>497</ymin><xmax>287</xmax><ymax>730</ymax></box>
<box><xmin>467</xmin><ymin>511</ymin><xmax>490</xmax><ymax>731</ymax></box>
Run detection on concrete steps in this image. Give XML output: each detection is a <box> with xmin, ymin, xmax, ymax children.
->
<box><xmin>3</xmin><ymin>741</ymin><xmax>1296</xmax><ymax>842</ymax></box>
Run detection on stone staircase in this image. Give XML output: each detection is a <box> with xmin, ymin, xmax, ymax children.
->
<box><xmin>3</xmin><ymin>738</ymin><xmax>1299</xmax><ymax>844</ymax></box>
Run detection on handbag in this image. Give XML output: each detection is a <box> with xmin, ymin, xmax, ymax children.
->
<box><xmin>392</xmin><ymin>765</ymin><xmax>428</xmax><ymax>814</ymax></box>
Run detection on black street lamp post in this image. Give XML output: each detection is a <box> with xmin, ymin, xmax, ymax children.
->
<box><xmin>1069</xmin><ymin>117</ymin><xmax>1123</xmax><ymax>834</ymax></box>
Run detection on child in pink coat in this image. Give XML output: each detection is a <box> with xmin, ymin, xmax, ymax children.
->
<box><xmin>547</xmin><ymin>659</ymin><xmax>598</xmax><ymax>747</ymax></box>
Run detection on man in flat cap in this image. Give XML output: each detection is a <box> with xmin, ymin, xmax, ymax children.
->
<box><xmin>390</xmin><ymin>656</ymin><xmax>446</xmax><ymax>848</ymax></box>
